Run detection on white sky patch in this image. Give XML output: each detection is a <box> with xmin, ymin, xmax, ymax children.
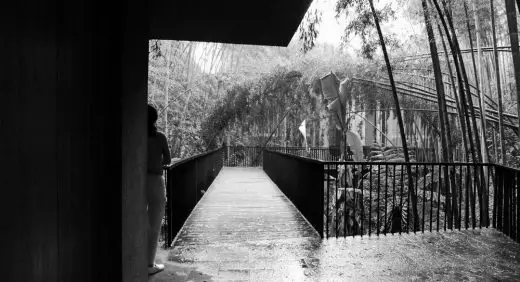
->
<box><xmin>313</xmin><ymin>0</ymin><xmax>345</xmax><ymax>46</ymax></box>
<box><xmin>192</xmin><ymin>0</ymin><xmax>423</xmax><ymax>72</ymax></box>
<box><xmin>301</xmin><ymin>0</ymin><xmax>422</xmax><ymax>57</ymax></box>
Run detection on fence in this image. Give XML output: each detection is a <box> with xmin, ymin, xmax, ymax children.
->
<box><xmin>263</xmin><ymin>149</ymin><xmax>324</xmax><ymax>235</ymax></box>
<box><xmin>322</xmin><ymin>162</ymin><xmax>494</xmax><ymax>238</ymax></box>
<box><xmin>494</xmin><ymin>164</ymin><xmax>519</xmax><ymax>242</ymax></box>
<box><xmin>161</xmin><ymin>147</ymin><xmax>518</xmax><ymax>246</ymax></box>
<box><xmin>162</xmin><ymin>147</ymin><xmax>224</xmax><ymax>247</ymax></box>
<box><xmin>223</xmin><ymin>146</ymin><xmax>340</xmax><ymax>166</ymax></box>
<box><xmin>223</xmin><ymin>145</ymin><xmax>435</xmax><ymax>165</ymax></box>
<box><xmin>263</xmin><ymin>150</ymin><xmax>519</xmax><ymax>243</ymax></box>
<box><xmin>222</xmin><ymin>146</ymin><xmax>263</xmax><ymax>166</ymax></box>
<box><xmin>362</xmin><ymin>146</ymin><xmax>437</xmax><ymax>162</ymax></box>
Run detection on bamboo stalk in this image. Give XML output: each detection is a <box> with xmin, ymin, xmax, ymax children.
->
<box><xmin>491</xmin><ymin>0</ymin><xmax>506</xmax><ymax>164</ymax></box>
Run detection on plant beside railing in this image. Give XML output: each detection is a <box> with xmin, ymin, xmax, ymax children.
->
<box><xmin>324</xmin><ymin>141</ymin><xmax>495</xmax><ymax>238</ymax></box>
<box><xmin>325</xmin><ymin>160</ymin><xmax>497</xmax><ymax>239</ymax></box>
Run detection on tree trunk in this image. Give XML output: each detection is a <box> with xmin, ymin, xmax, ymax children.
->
<box><xmin>431</xmin><ymin>0</ymin><xmax>477</xmax><ymax>165</ymax></box>
<box><xmin>467</xmin><ymin>0</ymin><xmax>490</xmax><ymax>164</ymax></box>
<box><xmin>442</xmin><ymin>0</ymin><xmax>488</xmax><ymax>227</ymax></box>
<box><xmin>433</xmin><ymin>0</ymin><xmax>487</xmax><ymax>226</ymax></box>
<box><xmin>491</xmin><ymin>0</ymin><xmax>506</xmax><ymax>164</ymax></box>
<box><xmin>505</xmin><ymin>0</ymin><xmax>520</xmax><ymax>131</ymax></box>
<box><xmin>422</xmin><ymin>0</ymin><xmax>457</xmax><ymax>229</ymax></box>
<box><xmin>368</xmin><ymin>0</ymin><xmax>420</xmax><ymax>231</ymax></box>
<box><xmin>437</xmin><ymin>23</ymin><xmax>470</xmax><ymax>163</ymax></box>
<box><xmin>442</xmin><ymin>0</ymin><xmax>482</xmax><ymax>165</ymax></box>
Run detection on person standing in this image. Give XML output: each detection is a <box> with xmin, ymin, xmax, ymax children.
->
<box><xmin>146</xmin><ymin>105</ymin><xmax>171</xmax><ymax>275</ymax></box>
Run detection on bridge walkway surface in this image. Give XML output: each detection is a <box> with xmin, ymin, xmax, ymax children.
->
<box><xmin>150</xmin><ymin>167</ymin><xmax>520</xmax><ymax>281</ymax></box>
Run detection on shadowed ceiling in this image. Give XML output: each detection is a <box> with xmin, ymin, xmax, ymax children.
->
<box><xmin>149</xmin><ymin>0</ymin><xmax>313</xmax><ymax>46</ymax></box>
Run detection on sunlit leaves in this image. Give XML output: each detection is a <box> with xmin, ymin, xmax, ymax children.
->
<box><xmin>298</xmin><ymin>8</ymin><xmax>323</xmax><ymax>54</ymax></box>
<box><xmin>335</xmin><ymin>0</ymin><xmax>399</xmax><ymax>59</ymax></box>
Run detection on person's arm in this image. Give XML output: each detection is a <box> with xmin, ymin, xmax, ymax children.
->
<box><xmin>161</xmin><ymin>134</ymin><xmax>172</xmax><ymax>167</ymax></box>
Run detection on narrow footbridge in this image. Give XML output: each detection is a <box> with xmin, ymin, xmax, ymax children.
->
<box><xmin>151</xmin><ymin>146</ymin><xmax>520</xmax><ymax>281</ymax></box>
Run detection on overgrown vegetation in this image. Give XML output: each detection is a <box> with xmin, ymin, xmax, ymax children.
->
<box><xmin>148</xmin><ymin>0</ymin><xmax>520</xmax><ymax>168</ymax></box>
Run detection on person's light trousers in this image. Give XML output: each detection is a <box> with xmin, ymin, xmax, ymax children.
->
<box><xmin>146</xmin><ymin>174</ymin><xmax>166</xmax><ymax>266</ymax></box>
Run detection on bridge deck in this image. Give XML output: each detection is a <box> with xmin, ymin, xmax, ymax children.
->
<box><xmin>151</xmin><ymin>167</ymin><xmax>520</xmax><ymax>281</ymax></box>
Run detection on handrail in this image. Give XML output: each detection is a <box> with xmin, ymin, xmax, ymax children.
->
<box><xmin>263</xmin><ymin>149</ymin><xmax>519</xmax><ymax>243</ymax></box>
<box><xmin>321</xmin><ymin>161</ymin><xmax>495</xmax><ymax>166</ymax></box>
<box><xmin>165</xmin><ymin>147</ymin><xmax>223</xmax><ymax>169</ymax></box>
<box><xmin>263</xmin><ymin>149</ymin><xmax>326</xmax><ymax>164</ymax></box>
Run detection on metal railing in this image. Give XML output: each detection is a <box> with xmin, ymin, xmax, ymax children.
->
<box><xmin>162</xmin><ymin>147</ymin><xmax>224</xmax><ymax>247</ymax></box>
<box><xmin>223</xmin><ymin>146</ymin><xmax>340</xmax><ymax>167</ymax></box>
<box><xmin>270</xmin><ymin>146</ymin><xmax>341</xmax><ymax>161</ymax></box>
<box><xmin>323</xmin><ymin>162</ymin><xmax>493</xmax><ymax>238</ymax></box>
<box><xmin>223</xmin><ymin>146</ymin><xmax>263</xmax><ymax>167</ymax></box>
<box><xmin>263</xmin><ymin>149</ymin><xmax>324</xmax><ymax>235</ymax></box>
<box><xmin>362</xmin><ymin>146</ymin><xmax>437</xmax><ymax>162</ymax></box>
<box><xmin>263</xmin><ymin>149</ymin><xmax>519</xmax><ymax>243</ymax></box>
<box><xmin>494</xmin><ymin>164</ymin><xmax>519</xmax><ymax>242</ymax></box>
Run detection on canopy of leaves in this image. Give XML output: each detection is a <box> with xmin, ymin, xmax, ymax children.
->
<box><xmin>335</xmin><ymin>0</ymin><xmax>400</xmax><ymax>59</ymax></box>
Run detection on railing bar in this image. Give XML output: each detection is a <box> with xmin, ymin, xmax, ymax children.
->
<box><xmin>508</xmin><ymin>169</ymin><xmax>512</xmax><ymax>235</ymax></box>
<box><xmin>498</xmin><ymin>166</ymin><xmax>501</xmax><ymax>231</ymax></box>
<box><xmin>369</xmin><ymin>164</ymin><xmax>373</xmax><ymax>237</ymax></box>
<box><xmin>513</xmin><ymin>170</ymin><xmax>516</xmax><ymax>238</ymax></box>
<box><xmin>378</xmin><ymin>164</ymin><xmax>381</xmax><ymax>236</ymax></box>
<box><xmin>502</xmin><ymin>166</ymin><xmax>505</xmax><ymax>232</ymax></box>
<box><xmin>517</xmin><ymin>171</ymin><xmax>520</xmax><ymax>241</ymax></box>
<box><xmin>517</xmin><ymin>171</ymin><xmax>520</xmax><ymax>240</ymax></box>
<box><xmin>493</xmin><ymin>165</ymin><xmax>497</xmax><ymax>229</ymax></box>
<box><xmin>430</xmin><ymin>164</ymin><xmax>434</xmax><ymax>233</ymax></box>
<box><xmin>444</xmin><ymin>165</ymin><xmax>447</xmax><ymax>232</ymax></box>
<box><xmin>415</xmin><ymin>163</ymin><xmax>419</xmax><ymax>234</ymax></box>
<box><xmin>466</xmin><ymin>165</ymin><xmax>470</xmax><ymax>229</ymax></box>
<box><xmin>361</xmin><ymin>164</ymin><xmax>364</xmax><ymax>237</ymax></box>
<box><xmin>479</xmin><ymin>165</ymin><xmax>484</xmax><ymax>228</ymax></box>
<box><xmin>385</xmin><ymin>164</ymin><xmax>388</xmax><ymax>235</ymax></box>
<box><xmin>504</xmin><ymin>169</ymin><xmax>509</xmax><ymax>235</ymax></box>
<box><xmin>473</xmin><ymin>165</ymin><xmax>477</xmax><ymax>229</ymax></box>
<box><xmin>437</xmin><ymin>164</ymin><xmax>441</xmax><ymax>232</ymax></box>
<box><xmin>459</xmin><ymin>164</ymin><xmax>462</xmax><ymax>231</ymax></box>
<box><xmin>392</xmin><ymin>165</ymin><xmax>396</xmax><ymax>235</ymax></box>
<box><xmin>513</xmin><ymin>170</ymin><xmax>515</xmax><ymax>237</ymax></box>
<box><xmin>422</xmin><ymin>164</ymin><xmax>426</xmax><ymax>233</ymax></box>
<box><xmin>400</xmin><ymin>164</ymin><xmax>404</xmax><ymax>235</ymax></box>
<box><xmin>326</xmin><ymin>164</ymin><xmax>330</xmax><ymax>239</ymax></box>
<box><xmin>344</xmin><ymin>164</ymin><xmax>348</xmax><ymax>237</ymax></box>
<box><xmin>353</xmin><ymin>164</ymin><xmax>357</xmax><ymax>237</ymax></box>
<box><xmin>335</xmin><ymin>164</ymin><xmax>339</xmax><ymax>238</ymax></box>
<box><xmin>486</xmin><ymin>164</ymin><xmax>490</xmax><ymax>228</ymax></box>
<box><xmin>450</xmin><ymin>165</ymin><xmax>454</xmax><ymax>230</ymax></box>
<box><xmin>483</xmin><ymin>165</ymin><xmax>488</xmax><ymax>228</ymax></box>
<box><xmin>406</xmin><ymin>164</ymin><xmax>410</xmax><ymax>234</ymax></box>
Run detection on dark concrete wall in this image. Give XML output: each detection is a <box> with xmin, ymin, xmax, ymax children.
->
<box><xmin>1</xmin><ymin>0</ymin><xmax>148</xmax><ymax>280</ymax></box>
<box><xmin>122</xmin><ymin>0</ymin><xmax>149</xmax><ymax>280</ymax></box>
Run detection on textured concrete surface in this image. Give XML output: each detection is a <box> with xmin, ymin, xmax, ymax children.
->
<box><xmin>149</xmin><ymin>167</ymin><xmax>520</xmax><ymax>281</ymax></box>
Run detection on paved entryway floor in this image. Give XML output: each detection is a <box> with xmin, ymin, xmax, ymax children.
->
<box><xmin>150</xmin><ymin>167</ymin><xmax>520</xmax><ymax>281</ymax></box>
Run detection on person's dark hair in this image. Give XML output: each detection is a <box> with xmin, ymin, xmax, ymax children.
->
<box><xmin>148</xmin><ymin>105</ymin><xmax>158</xmax><ymax>137</ymax></box>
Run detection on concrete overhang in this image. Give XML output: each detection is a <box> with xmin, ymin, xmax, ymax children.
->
<box><xmin>149</xmin><ymin>0</ymin><xmax>313</xmax><ymax>46</ymax></box>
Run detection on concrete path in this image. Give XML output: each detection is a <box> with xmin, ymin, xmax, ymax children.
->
<box><xmin>150</xmin><ymin>167</ymin><xmax>520</xmax><ymax>281</ymax></box>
